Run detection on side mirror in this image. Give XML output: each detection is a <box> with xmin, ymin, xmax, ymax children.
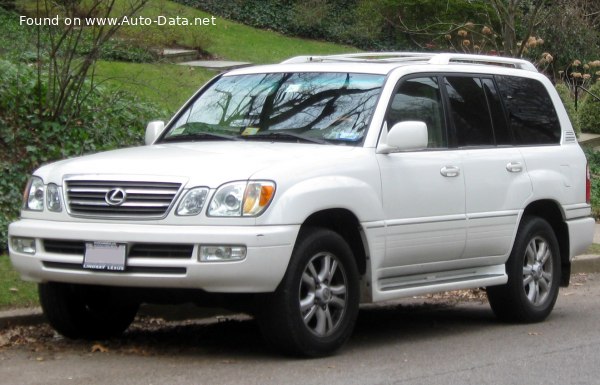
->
<box><xmin>377</xmin><ymin>121</ymin><xmax>428</xmax><ymax>153</ymax></box>
<box><xmin>145</xmin><ymin>121</ymin><xmax>165</xmax><ymax>145</ymax></box>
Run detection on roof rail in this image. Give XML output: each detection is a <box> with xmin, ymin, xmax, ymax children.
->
<box><xmin>428</xmin><ymin>53</ymin><xmax>538</xmax><ymax>72</ymax></box>
<box><xmin>281</xmin><ymin>52</ymin><xmax>538</xmax><ymax>72</ymax></box>
<box><xmin>281</xmin><ymin>52</ymin><xmax>435</xmax><ymax>64</ymax></box>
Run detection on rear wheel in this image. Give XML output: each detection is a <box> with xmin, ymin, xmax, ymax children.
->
<box><xmin>256</xmin><ymin>228</ymin><xmax>360</xmax><ymax>357</ymax></box>
<box><xmin>487</xmin><ymin>216</ymin><xmax>561</xmax><ymax>323</ymax></box>
<box><xmin>39</xmin><ymin>282</ymin><xmax>139</xmax><ymax>340</ymax></box>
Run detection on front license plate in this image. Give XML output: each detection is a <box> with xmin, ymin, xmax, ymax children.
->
<box><xmin>83</xmin><ymin>242</ymin><xmax>126</xmax><ymax>271</ymax></box>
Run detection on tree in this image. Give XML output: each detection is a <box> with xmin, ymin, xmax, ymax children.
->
<box><xmin>388</xmin><ymin>0</ymin><xmax>549</xmax><ymax>58</ymax></box>
<box><xmin>32</xmin><ymin>0</ymin><xmax>150</xmax><ymax>122</ymax></box>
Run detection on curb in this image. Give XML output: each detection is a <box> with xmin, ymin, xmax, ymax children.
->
<box><xmin>0</xmin><ymin>304</ymin><xmax>231</xmax><ymax>331</ymax></box>
<box><xmin>0</xmin><ymin>307</ymin><xmax>44</xmax><ymax>329</ymax></box>
<box><xmin>2</xmin><ymin>255</ymin><xmax>600</xmax><ymax>329</ymax></box>
<box><xmin>571</xmin><ymin>254</ymin><xmax>600</xmax><ymax>274</ymax></box>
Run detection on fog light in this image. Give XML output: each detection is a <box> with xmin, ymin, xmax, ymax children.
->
<box><xmin>199</xmin><ymin>246</ymin><xmax>246</xmax><ymax>262</ymax></box>
<box><xmin>11</xmin><ymin>237</ymin><xmax>36</xmax><ymax>254</ymax></box>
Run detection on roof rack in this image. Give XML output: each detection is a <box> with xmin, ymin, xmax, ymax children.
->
<box><xmin>281</xmin><ymin>52</ymin><xmax>538</xmax><ymax>72</ymax></box>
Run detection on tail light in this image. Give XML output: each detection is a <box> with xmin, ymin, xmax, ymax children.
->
<box><xmin>586</xmin><ymin>162</ymin><xmax>591</xmax><ymax>204</ymax></box>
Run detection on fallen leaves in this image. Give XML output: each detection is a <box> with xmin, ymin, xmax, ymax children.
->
<box><xmin>421</xmin><ymin>288</ymin><xmax>488</xmax><ymax>304</ymax></box>
<box><xmin>0</xmin><ymin>325</ymin><xmax>43</xmax><ymax>348</ymax></box>
<box><xmin>91</xmin><ymin>344</ymin><xmax>109</xmax><ymax>353</ymax></box>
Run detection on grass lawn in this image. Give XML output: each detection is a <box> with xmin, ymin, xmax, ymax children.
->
<box><xmin>0</xmin><ymin>255</ymin><xmax>38</xmax><ymax>310</ymax></box>
<box><xmin>585</xmin><ymin>243</ymin><xmax>600</xmax><ymax>255</ymax></box>
<box><xmin>115</xmin><ymin>0</ymin><xmax>358</xmax><ymax>63</ymax></box>
<box><xmin>94</xmin><ymin>61</ymin><xmax>216</xmax><ymax>114</ymax></box>
<box><xmin>18</xmin><ymin>0</ymin><xmax>357</xmax><ymax>64</ymax></box>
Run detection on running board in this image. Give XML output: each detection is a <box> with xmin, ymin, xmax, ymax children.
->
<box><xmin>374</xmin><ymin>264</ymin><xmax>507</xmax><ymax>302</ymax></box>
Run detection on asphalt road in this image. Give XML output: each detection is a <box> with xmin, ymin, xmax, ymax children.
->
<box><xmin>1</xmin><ymin>274</ymin><xmax>599</xmax><ymax>385</ymax></box>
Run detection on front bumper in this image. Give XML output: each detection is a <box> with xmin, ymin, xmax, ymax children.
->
<box><xmin>8</xmin><ymin>219</ymin><xmax>299</xmax><ymax>293</ymax></box>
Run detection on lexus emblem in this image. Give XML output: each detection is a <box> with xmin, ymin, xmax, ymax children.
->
<box><xmin>105</xmin><ymin>188</ymin><xmax>127</xmax><ymax>206</ymax></box>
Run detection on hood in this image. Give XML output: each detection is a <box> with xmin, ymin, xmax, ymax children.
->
<box><xmin>35</xmin><ymin>141</ymin><xmax>358</xmax><ymax>187</ymax></box>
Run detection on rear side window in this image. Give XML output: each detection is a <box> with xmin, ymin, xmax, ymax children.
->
<box><xmin>445</xmin><ymin>76</ymin><xmax>494</xmax><ymax>146</ymax></box>
<box><xmin>495</xmin><ymin>76</ymin><xmax>560</xmax><ymax>145</ymax></box>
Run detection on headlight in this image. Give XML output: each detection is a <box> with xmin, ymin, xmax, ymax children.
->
<box><xmin>46</xmin><ymin>183</ymin><xmax>62</xmax><ymax>212</ymax></box>
<box><xmin>23</xmin><ymin>176</ymin><xmax>44</xmax><ymax>211</ymax></box>
<box><xmin>176</xmin><ymin>187</ymin><xmax>209</xmax><ymax>216</ymax></box>
<box><xmin>208</xmin><ymin>181</ymin><xmax>275</xmax><ymax>217</ymax></box>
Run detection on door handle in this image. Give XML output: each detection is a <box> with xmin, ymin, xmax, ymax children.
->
<box><xmin>440</xmin><ymin>165</ymin><xmax>460</xmax><ymax>177</ymax></box>
<box><xmin>506</xmin><ymin>162</ymin><xmax>523</xmax><ymax>173</ymax></box>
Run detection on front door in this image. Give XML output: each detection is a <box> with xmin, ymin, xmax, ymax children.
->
<box><xmin>375</xmin><ymin>76</ymin><xmax>467</xmax><ymax>279</ymax></box>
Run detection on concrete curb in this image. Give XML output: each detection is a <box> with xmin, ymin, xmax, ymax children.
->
<box><xmin>572</xmin><ymin>254</ymin><xmax>600</xmax><ymax>274</ymax></box>
<box><xmin>0</xmin><ymin>307</ymin><xmax>44</xmax><ymax>329</ymax></box>
<box><xmin>2</xmin><ymin>255</ymin><xmax>600</xmax><ymax>329</ymax></box>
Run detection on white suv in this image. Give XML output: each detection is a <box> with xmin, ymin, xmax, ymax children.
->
<box><xmin>8</xmin><ymin>53</ymin><xmax>595</xmax><ymax>356</ymax></box>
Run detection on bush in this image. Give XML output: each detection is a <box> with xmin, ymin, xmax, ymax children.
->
<box><xmin>0</xmin><ymin>0</ymin><xmax>15</xmax><ymax>10</ymax></box>
<box><xmin>555</xmin><ymin>83</ymin><xmax>581</xmax><ymax>134</ymax></box>
<box><xmin>579</xmin><ymin>81</ymin><xmax>600</xmax><ymax>134</ymax></box>
<box><xmin>0</xmin><ymin>59</ymin><xmax>166</xmax><ymax>251</ymax></box>
<box><xmin>585</xmin><ymin>148</ymin><xmax>600</xmax><ymax>218</ymax></box>
<box><xmin>0</xmin><ymin>8</ymin><xmax>39</xmax><ymax>60</ymax></box>
<box><xmin>533</xmin><ymin>4</ymin><xmax>600</xmax><ymax>72</ymax></box>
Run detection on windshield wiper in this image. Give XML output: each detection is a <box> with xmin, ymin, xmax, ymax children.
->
<box><xmin>161</xmin><ymin>132</ymin><xmax>240</xmax><ymax>143</ymax></box>
<box><xmin>239</xmin><ymin>132</ymin><xmax>328</xmax><ymax>145</ymax></box>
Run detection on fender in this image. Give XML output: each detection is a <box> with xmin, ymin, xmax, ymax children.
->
<box><xmin>256</xmin><ymin>175</ymin><xmax>385</xmax><ymax>226</ymax></box>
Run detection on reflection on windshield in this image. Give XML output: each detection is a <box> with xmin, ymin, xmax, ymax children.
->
<box><xmin>162</xmin><ymin>72</ymin><xmax>385</xmax><ymax>145</ymax></box>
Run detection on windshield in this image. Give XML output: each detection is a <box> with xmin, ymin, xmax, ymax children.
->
<box><xmin>160</xmin><ymin>72</ymin><xmax>385</xmax><ymax>145</ymax></box>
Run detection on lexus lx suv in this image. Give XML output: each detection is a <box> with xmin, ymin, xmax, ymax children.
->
<box><xmin>8</xmin><ymin>52</ymin><xmax>595</xmax><ymax>356</ymax></box>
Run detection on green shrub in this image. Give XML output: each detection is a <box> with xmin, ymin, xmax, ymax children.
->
<box><xmin>579</xmin><ymin>81</ymin><xmax>600</xmax><ymax>134</ymax></box>
<box><xmin>555</xmin><ymin>82</ymin><xmax>580</xmax><ymax>134</ymax></box>
<box><xmin>0</xmin><ymin>8</ymin><xmax>39</xmax><ymax>60</ymax></box>
<box><xmin>0</xmin><ymin>59</ymin><xmax>166</xmax><ymax>251</ymax></box>
<box><xmin>0</xmin><ymin>0</ymin><xmax>15</xmax><ymax>11</ymax></box>
<box><xmin>585</xmin><ymin>148</ymin><xmax>600</xmax><ymax>218</ymax></box>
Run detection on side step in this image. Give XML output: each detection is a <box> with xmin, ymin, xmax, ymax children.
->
<box><xmin>374</xmin><ymin>264</ymin><xmax>507</xmax><ymax>301</ymax></box>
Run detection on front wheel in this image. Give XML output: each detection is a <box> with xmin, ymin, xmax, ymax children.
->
<box><xmin>256</xmin><ymin>228</ymin><xmax>360</xmax><ymax>357</ymax></box>
<box><xmin>487</xmin><ymin>216</ymin><xmax>561</xmax><ymax>323</ymax></box>
<box><xmin>39</xmin><ymin>283</ymin><xmax>139</xmax><ymax>340</ymax></box>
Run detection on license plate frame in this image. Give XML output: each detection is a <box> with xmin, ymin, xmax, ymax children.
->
<box><xmin>83</xmin><ymin>241</ymin><xmax>127</xmax><ymax>271</ymax></box>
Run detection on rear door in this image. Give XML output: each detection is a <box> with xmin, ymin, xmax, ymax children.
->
<box><xmin>443</xmin><ymin>75</ymin><xmax>532</xmax><ymax>260</ymax></box>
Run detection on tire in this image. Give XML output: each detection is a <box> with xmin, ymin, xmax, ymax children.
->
<box><xmin>39</xmin><ymin>283</ymin><xmax>139</xmax><ymax>340</ymax></box>
<box><xmin>256</xmin><ymin>228</ymin><xmax>360</xmax><ymax>357</ymax></box>
<box><xmin>487</xmin><ymin>216</ymin><xmax>561</xmax><ymax>323</ymax></box>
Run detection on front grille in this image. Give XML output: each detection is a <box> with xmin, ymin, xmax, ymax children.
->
<box><xmin>65</xmin><ymin>180</ymin><xmax>182</xmax><ymax>219</ymax></box>
<box><xmin>43</xmin><ymin>239</ymin><xmax>194</xmax><ymax>259</ymax></box>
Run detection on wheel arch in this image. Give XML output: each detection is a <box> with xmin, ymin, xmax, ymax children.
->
<box><xmin>300</xmin><ymin>208</ymin><xmax>368</xmax><ymax>277</ymax></box>
<box><xmin>522</xmin><ymin>199</ymin><xmax>570</xmax><ymax>286</ymax></box>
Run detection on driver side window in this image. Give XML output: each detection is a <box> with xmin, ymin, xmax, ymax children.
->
<box><xmin>386</xmin><ymin>77</ymin><xmax>447</xmax><ymax>148</ymax></box>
